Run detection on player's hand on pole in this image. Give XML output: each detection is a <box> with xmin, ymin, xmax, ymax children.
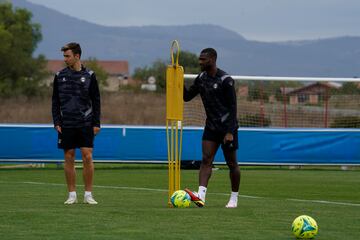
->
<box><xmin>93</xmin><ymin>127</ymin><xmax>100</xmax><ymax>136</ymax></box>
<box><xmin>55</xmin><ymin>125</ymin><xmax>62</xmax><ymax>133</ymax></box>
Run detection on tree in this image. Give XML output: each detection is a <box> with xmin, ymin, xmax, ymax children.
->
<box><xmin>84</xmin><ymin>57</ymin><xmax>109</xmax><ymax>89</ymax></box>
<box><xmin>247</xmin><ymin>81</ymin><xmax>269</xmax><ymax>102</ymax></box>
<box><xmin>133</xmin><ymin>59</ymin><xmax>167</xmax><ymax>90</ymax></box>
<box><xmin>0</xmin><ymin>3</ymin><xmax>48</xmax><ymax>97</ymax></box>
<box><xmin>337</xmin><ymin>82</ymin><xmax>360</xmax><ymax>95</ymax></box>
<box><xmin>178</xmin><ymin>50</ymin><xmax>200</xmax><ymax>74</ymax></box>
<box><xmin>132</xmin><ymin>50</ymin><xmax>200</xmax><ymax>91</ymax></box>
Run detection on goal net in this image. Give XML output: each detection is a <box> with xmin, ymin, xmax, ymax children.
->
<box><xmin>183</xmin><ymin>74</ymin><xmax>360</xmax><ymax>128</ymax></box>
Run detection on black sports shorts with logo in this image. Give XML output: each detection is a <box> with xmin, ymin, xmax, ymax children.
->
<box><xmin>58</xmin><ymin>127</ymin><xmax>94</xmax><ymax>149</ymax></box>
<box><xmin>202</xmin><ymin>126</ymin><xmax>238</xmax><ymax>151</ymax></box>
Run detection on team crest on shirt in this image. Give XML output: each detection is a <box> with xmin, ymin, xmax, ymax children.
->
<box><xmin>80</xmin><ymin>77</ymin><xmax>86</xmax><ymax>82</ymax></box>
<box><xmin>213</xmin><ymin>83</ymin><xmax>218</xmax><ymax>89</ymax></box>
<box><xmin>62</xmin><ymin>77</ymin><xmax>66</xmax><ymax>82</ymax></box>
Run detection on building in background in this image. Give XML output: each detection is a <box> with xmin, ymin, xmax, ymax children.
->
<box><xmin>46</xmin><ymin>60</ymin><xmax>130</xmax><ymax>91</ymax></box>
<box><xmin>285</xmin><ymin>82</ymin><xmax>341</xmax><ymax>105</ymax></box>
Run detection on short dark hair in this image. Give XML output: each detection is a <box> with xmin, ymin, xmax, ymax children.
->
<box><xmin>201</xmin><ymin>48</ymin><xmax>217</xmax><ymax>61</ymax></box>
<box><xmin>61</xmin><ymin>42</ymin><xmax>82</xmax><ymax>57</ymax></box>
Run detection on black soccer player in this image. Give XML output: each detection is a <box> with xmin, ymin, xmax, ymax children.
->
<box><xmin>183</xmin><ymin>48</ymin><xmax>240</xmax><ymax>208</ymax></box>
<box><xmin>52</xmin><ymin>42</ymin><xmax>101</xmax><ymax>204</ymax></box>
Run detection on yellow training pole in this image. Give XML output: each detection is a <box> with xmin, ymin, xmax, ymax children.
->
<box><xmin>175</xmin><ymin>120</ymin><xmax>179</xmax><ymax>191</ymax></box>
<box><xmin>166</xmin><ymin>40</ymin><xmax>184</xmax><ymax>207</ymax></box>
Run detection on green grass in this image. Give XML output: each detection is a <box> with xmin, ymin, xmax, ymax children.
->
<box><xmin>0</xmin><ymin>165</ymin><xmax>359</xmax><ymax>239</ymax></box>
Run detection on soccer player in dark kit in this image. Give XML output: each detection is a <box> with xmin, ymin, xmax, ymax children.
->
<box><xmin>183</xmin><ymin>48</ymin><xmax>240</xmax><ymax>208</ymax></box>
<box><xmin>52</xmin><ymin>42</ymin><xmax>101</xmax><ymax>205</ymax></box>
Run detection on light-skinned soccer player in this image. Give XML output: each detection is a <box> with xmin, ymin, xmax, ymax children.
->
<box><xmin>52</xmin><ymin>42</ymin><xmax>101</xmax><ymax>205</ymax></box>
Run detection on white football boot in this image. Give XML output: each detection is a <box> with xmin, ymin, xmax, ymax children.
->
<box><xmin>225</xmin><ymin>199</ymin><xmax>238</xmax><ymax>208</ymax></box>
<box><xmin>83</xmin><ymin>195</ymin><xmax>98</xmax><ymax>205</ymax></box>
<box><xmin>64</xmin><ymin>196</ymin><xmax>78</xmax><ymax>205</ymax></box>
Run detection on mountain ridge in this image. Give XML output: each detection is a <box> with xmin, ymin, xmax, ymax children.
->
<box><xmin>10</xmin><ymin>0</ymin><xmax>360</xmax><ymax>77</ymax></box>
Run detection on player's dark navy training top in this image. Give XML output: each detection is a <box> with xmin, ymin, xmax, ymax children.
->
<box><xmin>183</xmin><ymin>68</ymin><xmax>238</xmax><ymax>133</ymax></box>
<box><xmin>52</xmin><ymin>65</ymin><xmax>101</xmax><ymax>128</ymax></box>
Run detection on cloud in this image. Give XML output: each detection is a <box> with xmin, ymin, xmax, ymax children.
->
<box><xmin>27</xmin><ymin>0</ymin><xmax>360</xmax><ymax>41</ymax></box>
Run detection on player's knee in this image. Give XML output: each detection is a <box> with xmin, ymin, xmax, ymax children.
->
<box><xmin>226</xmin><ymin>160</ymin><xmax>239</xmax><ymax>171</ymax></box>
<box><xmin>64</xmin><ymin>157</ymin><xmax>75</xmax><ymax>169</ymax></box>
<box><xmin>228</xmin><ymin>166</ymin><xmax>239</xmax><ymax>174</ymax></box>
<box><xmin>64</xmin><ymin>151</ymin><xmax>75</xmax><ymax>161</ymax></box>
<box><xmin>82</xmin><ymin>153</ymin><xmax>93</xmax><ymax>164</ymax></box>
<box><xmin>201</xmin><ymin>156</ymin><xmax>213</xmax><ymax>167</ymax></box>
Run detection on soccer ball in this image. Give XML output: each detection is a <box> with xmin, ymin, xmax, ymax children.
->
<box><xmin>292</xmin><ymin>215</ymin><xmax>318</xmax><ymax>239</ymax></box>
<box><xmin>170</xmin><ymin>190</ymin><xmax>191</xmax><ymax>208</ymax></box>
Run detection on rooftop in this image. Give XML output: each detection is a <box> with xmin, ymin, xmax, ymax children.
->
<box><xmin>47</xmin><ymin>60</ymin><xmax>129</xmax><ymax>75</ymax></box>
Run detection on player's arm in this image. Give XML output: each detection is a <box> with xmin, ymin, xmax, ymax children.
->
<box><xmin>222</xmin><ymin>77</ymin><xmax>238</xmax><ymax>134</ymax></box>
<box><xmin>51</xmin><ymin>74</ymin><xmax>62</xmax><ymax>132</ymax></box>
<box><xmin>89</xmin><ymin>73</ymin><xmax>101</xmax><ymax>134</ymax></box>
<box><xmin>183</xmin><ymin>76</ymin><xmax>200</xmax><ymax>102</ymax></box>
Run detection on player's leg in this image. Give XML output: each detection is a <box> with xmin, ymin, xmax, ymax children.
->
<box><xmin>64</xmin><ymin>148</ymin><xmax>77</xmax><ymax>204</ymax></box>
<box><xmin>64</xmin><ymin>149</ymin><xmax>76</xmax><ymax>191</ymax></box>
<box><xmin>79</xmin><ymin>127</ymin><xmax>97</xmax><ymax>204</ymax></box>
<box><xmin>196</xmin><ymin>126</ymin><xmax>222</xmax><ymax>202</ymax></box>
<box><xmin>59</xmin><ymin>128</ymin><xmax>78</xmax><ymax>204</ymax></box>
<box><xmin>222</xmin><ymin>130</ymin><xmax>240</xmax><ymax>208</ymax></box>
<box><xmin>185</xmin><ymin>140</ymin><xmax>219</xmax><ymax>207</ymax></box>
<box><xmin>199</xmin><ymin>140</ymin><xmax>220</xmax><ymax>191</ymax></box>
<box><xmin>185</xmin><ymin>127</ymin><xmax>220</xmax><ymax>207</ymax></box>
<box><xmin>81</xmin><ymin>147</ymin><xmax>94</xmax><ymax>192</ymax></box>
<box><xmin>223</xmin><ymin>149</ymin><xmax>240</xmax><ymax>192</ymax></box>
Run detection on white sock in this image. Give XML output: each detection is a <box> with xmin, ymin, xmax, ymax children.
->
<box><xmin>84</xmin><ymin>191</ymin><xmax>92</xmax><ymax>197</ymax></box>
<box><xmin>198</xmin><ymin>186</ymin><xmax>207</xmax><ymax>201</ymax></box>
<box><xmin>69</xmin><ymin>191</ymin><xmax>77</xmax><ymax>198</ymax></box>
<box><xmin>230</xmin><ymin>191</ymin><xmax>238</xmax><ymax>202</ymax></box>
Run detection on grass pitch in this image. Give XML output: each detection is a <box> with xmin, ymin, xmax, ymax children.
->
<box><xmin>0</xmin><ymin>164</ymin><xmax>359</xmax><ymax>239</ymax></box>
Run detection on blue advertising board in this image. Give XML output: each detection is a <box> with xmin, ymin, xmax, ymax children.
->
<box><xmin>0</xmin><ymin>124</ymin><xmax>359</xmax><ymax>165</ymax></box>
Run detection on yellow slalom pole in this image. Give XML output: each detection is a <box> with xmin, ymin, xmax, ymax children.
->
<box><xmin>171</xmin><ymin>120</ymin><xmax>175</xmax><ymax>193</ymax></box>
<box><xmin>175</xmin><ymin>121</ymin><xmax>180</xmax><ymax>191</ymax></box>
<box><xmin>179</xmin><ymin>121</ymin><xmax>183</xmax><ymax>187</ymax></box>
<box><xmin>166</xmin><ymin>120</ymin><xmax>172</xmax><ymax>205</ymax></box>
<box><xmin>166</xmin><ymin>40</ymin><xmax>184</xmax><ymax>207</ymax></box>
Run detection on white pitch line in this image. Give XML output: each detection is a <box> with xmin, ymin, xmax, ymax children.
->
<box><xmin>287</xmin><ymin>198</ymin><xmax>360</xmax><ymax>207</ymax></box>
<box><xmin>1</xmin><ymin>181</ymin><xmax>263</xmax><ymax>199</ymax></box>
<box><xmin>1</xmin><ymin>180</ymin><xmax>359</xmax><ymax>207</ymax></box>
<box><xmin>210</xmin><ymin>192</ymin><xmax>264</xmax><ymax>199</ymax></box>
<box><xmin>21</xmin><ymin>181</ymin><xmax>167</xmax><ymax>192</ymax></box>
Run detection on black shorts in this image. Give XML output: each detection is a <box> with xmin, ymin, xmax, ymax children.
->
<box><xmin>202</xmin><ymin>127</ymin><xmax>238</xmax><ymax>151</ymax></box>
<box><xmin>58</xmin><ymin>127</ymin><xmax>94</xmax><ymax>149</ymax></box>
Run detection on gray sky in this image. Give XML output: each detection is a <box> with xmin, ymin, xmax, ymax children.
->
<box><xmin>27</xmin><ymin>0</ymin><xmax>360</xmax><ymax>41</ymax></box>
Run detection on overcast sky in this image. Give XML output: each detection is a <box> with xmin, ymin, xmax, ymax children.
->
<box><xmin>27</xmin><ymin>0</ymin><xmax>360</xmax><ymax>41</ymax></box>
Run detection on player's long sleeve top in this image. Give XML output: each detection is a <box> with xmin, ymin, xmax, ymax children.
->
<box><xmin>52</xmin><ymin>66</ymin><xmax>101</xmax><ymax>128</ymax></box>
<box><xmin>183</xmin><ymin>68</ymin><xmax>238</xmax><ymax>133</ymax></box>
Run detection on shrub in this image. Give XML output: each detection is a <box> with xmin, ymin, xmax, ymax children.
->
<box><xmin>330</xmin><ymin>116</ymin><xmax>360</xmax><ymax>128</ymax></box>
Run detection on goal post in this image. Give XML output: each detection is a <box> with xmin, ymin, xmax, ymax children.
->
<box><xmin>183</xmin><ymin>74</ymin><xmax>360</xmax><ymax>128</ymax></box>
